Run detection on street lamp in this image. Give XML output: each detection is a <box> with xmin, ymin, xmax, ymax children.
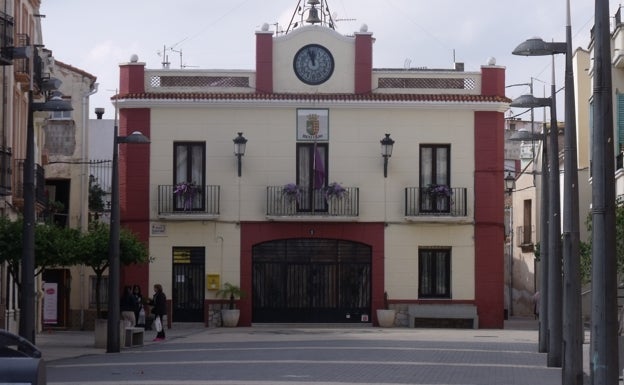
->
<box><xmin>591</xmin><ymin>1</ymin><xmax>619</xmax><ymax>383</ymax></box>
<box><xmin>18</xmin><ymin>45</ymin><xmax>73</xmax><ymax>344</ymax></box>
<box><xmin>380</xmin><ymin>133</ymin><xmax>394</xmax><ymax>178</ymax></box>
<box><xmin>509</xmin><ymin>102</ymin><xmax>550</xmax><ymax>355</ymax></box>
<box><xmin>504</xmin><ymin>172</ymin><xmax>515</xmax><ymax>195</ymax></box>
<box><xmin>511</xmin><ymin>62</ymin><xmax>563</xmax><ymax>368</ymax></box>
<box><xmin>512</xmin><ymin>1</ymin><xmax>582</xmax><ymax>378</ymax></box>
<box><xmin>107</xmin><ymin>108</ymin><xmax>150</xmax><ymax>353</ymax></box>
<box><xmin>233</xmin><ymin>132</ymin><xmax>247</xmax><ymax>177</ymax></box>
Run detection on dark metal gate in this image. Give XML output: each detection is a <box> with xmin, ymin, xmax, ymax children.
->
<box><xmin>252</xmin><ymin>239</ymin><xmax>371</xmax><ymax>323</ymax></box>
<box><xmin>172</xmin><ymin>247</ymin><xmax>205</xmax><ymax>322</ymax></box>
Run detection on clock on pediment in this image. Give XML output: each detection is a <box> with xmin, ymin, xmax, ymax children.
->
<box><xmin>293</xmin><ymin>44</ymin><xmax>334</xmax><ymax>85</ymax></box>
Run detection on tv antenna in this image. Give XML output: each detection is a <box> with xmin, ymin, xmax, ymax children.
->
<box><xmin>158</xmin><ymin>45</ymin><xmax>197</xmax><ymax>69</ymax></box>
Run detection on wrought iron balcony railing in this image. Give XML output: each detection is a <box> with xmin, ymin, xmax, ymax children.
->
<box><xmin>0</xmin><ymin>11</ymin><xmax>14</xmax><ymax>65</ymax></box>
<box><xmin>267</xmin><ymin>186</ymin><xmax>359</xmax><ymax>217</ymax></box>
<box><xmin>14</xmin><ymin>159</ymin><xmax>46</xmax><ymax>205</ymax></box>
<box><xmin>405</xmin><ymin>187</ymin><xmax>468</xmax><ymax>217</ymax></box>
<box><xmin>0</xmin><ymin>147</ymin><xmax>11</xmax><ymax>196</ymax></box>
<box><xmin>158</xmin><ymin>184</ymin><xmax>220</xmax><ymax>216</ymax></box>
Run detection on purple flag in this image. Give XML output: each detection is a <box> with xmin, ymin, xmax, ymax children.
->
<box><xmin>313</xmin><ymin>146</ymin><xmax>325</xmax><ymax>189</ymax></box>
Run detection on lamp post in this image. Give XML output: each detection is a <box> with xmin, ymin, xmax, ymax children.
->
<box><xmin>233</xmin><ymin>132</ymin><xmax>247</xmax><ymax>177</ymax></box>
<box><xmin>591</xmin><ymin>0</ymin><xmax>618</xmax><ymax>383</ymax></box>
<box><xmin>106</xmin><ymin>107</ymin><xmax>150</xmax><ymax>353</ymax></box>
<box><xmin>509</xmin><ymin>102</ymin><xmax>550</xmax><ymax>354</ymax></box>
<box><xmin>18</xmin><ymin>45</ymin><xmax>73</xmax><ymax>343</ymax></box>
<box><xmin>510</xmin><ymin>62</ymin><xmax>563</xmax><ymax>369</ymax></box>
<box><xmin>380</xmin><ymin>133</ymin><xmax>394</xmax><ymax>178</ymax></box>
<box><xmin>512</xmin><ymin>1</ymin><xmax>582</xmax><ymax>378</ymax></box>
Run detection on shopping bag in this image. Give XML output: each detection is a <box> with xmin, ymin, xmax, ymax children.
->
<box><xmin>153</xmin><ymin>316</ymin><xmax>162</xmax><ymax>332</ymax></box>
<box><xmin>138</xmin><ymin>308</ymin><xmax>146</xmax><ymax>325</ymax></box>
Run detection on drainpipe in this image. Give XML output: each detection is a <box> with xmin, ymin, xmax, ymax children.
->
<box><xmin>81</xmin><ymin>82</ymin><xmax>98</xmax><ymax>231</ymax></box>
<box><xmin>80</xmin><ymin>82</ymin><xmax>98</xmax><ymax>330</ymax></box>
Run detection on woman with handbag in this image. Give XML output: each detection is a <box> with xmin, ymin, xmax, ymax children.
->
<box><xmin>148</xmin><ymin>284</ymin><xmax>167</xmax><ymax>341</ymax></box>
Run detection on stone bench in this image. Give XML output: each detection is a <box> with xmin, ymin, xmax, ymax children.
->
<box><xmin>408</xmin><ymin>304</ymin><xmax>478</xmax><ymax>329</ymax></box>
<box><xmin>124</xmin><ymin>327</ymin><xmax>144</xmax><ymax>347</ymax></box>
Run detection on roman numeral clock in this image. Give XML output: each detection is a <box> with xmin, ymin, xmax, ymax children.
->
<box><xmin>293</xmin><ymin>44</ymin><xmax>335</xmax><ymax>85</ymax></box>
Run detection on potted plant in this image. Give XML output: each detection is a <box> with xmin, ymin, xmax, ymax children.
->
<box><xmin>426</xmin><ymin>183</ymin><xmax>452</xmax><ymax>198</ymax></box>
<box><xmin>376</xmin><ymin>292</ymin><xmax>396</xmax><ymax>327</ymax></box>
<box><xmin>324</xmin><ymin>182</ymin><xmax>348</xmax><ymax>201</ymax></box>
<box><xmin>282</xmin><ymin>183</ymin><xmax>302</xmax><ymax>203</ymax></box>
<box><xmin>174</xmin><ymin>181</ymin><xmax>200</xmax><ymax>210</ymax></box>
<box><xmin>216</xmin><ymin>282</ymin><xmax>245</xmax><ymax>327</ymax></box>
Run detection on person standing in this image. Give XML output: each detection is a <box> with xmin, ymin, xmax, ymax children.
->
<box><xmin>149</xmin><ymin>284</ymin><xmax>167</xmax><ymax>341</ymax></box>
<box><xmin>133</xmin><ymin>285</ymin><xmax>145</xmax><ymax>327</ymax></box>
<box><xmin>120</xmin><ymin>286</ymin><xmax>137</xmax><ymax>327</ymax></box>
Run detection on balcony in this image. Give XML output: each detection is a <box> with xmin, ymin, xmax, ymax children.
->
<box><xmin>157</xmin><ymin>184</ymin><xmax>220</xmax><ymax>220</ymax></box>
<box><xmin>14</xmin><ymin>159</ymin><xmax>47</xmax><ymax>207</ymax></box>
<box><xmin>13</xmin><ymin>34</ymin><xmax>42</xmax><ymax>89</ymax></box>
<box><xmin>0</xmin><ymin>11</ymin><xmax>14</xmax><ymax>65</ymax></box>
<box><xmin>266</xmin><ymin>186</ymin><xmax>359</xmax><ymax>218</ymax></box>
<box><xmin>405</xmin><ymin>187</ymin><xmax>468</xmax><ymax>220</ymax></box>
<box><xmin>0</xmin><ymin>147</ymin><xmax>11</xmax><ymax>196</ymax></box>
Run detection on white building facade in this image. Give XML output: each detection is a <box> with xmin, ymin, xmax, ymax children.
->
<box><xmin>115</xmin><ymin>20</ymin><xmax>509</xmax><ymax>328</ymax></box>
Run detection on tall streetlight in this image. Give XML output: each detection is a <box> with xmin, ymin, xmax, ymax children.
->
<box><xmin>512</xmin><ymin>1</ymin><xmax>582</xmax><ymax>379</ymax></box>
<box><xmin>511</xmin><ymin>60</ymin><xmax>563</xmax><ymax>369</ymax></box>
<box><xmin>106</xmin><ymin>106</ymin><xmax>150</xmax><ymax>353</ymax></box>
<box><xmin>591</xmin><ymin>0</ymin><xmax>618</xmax><ymax>383</ymax></box>
<box><xmin>509</xmin><ymin>99</ymin><xmax>550</xmax><ymax>354</ymax></box>
<box><xmin>18</xmin><ymin>45</ymin><xmax>73</xmax><ymax>344</ymax></box>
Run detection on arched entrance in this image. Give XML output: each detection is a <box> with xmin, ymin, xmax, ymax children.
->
<box><xmin>252</xmin><ymin>238</ymin><xmax>371</xmax><ymax>323</ymax></box>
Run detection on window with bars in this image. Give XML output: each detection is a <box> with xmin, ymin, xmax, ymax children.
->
<box><xmin>418</xmin><ymin>248</ymin><xmax>451</xmax><ymax>298</ymax></box>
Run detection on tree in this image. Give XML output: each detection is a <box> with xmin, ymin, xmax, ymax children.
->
<box><xmin>77</xmin><ymin>222</ymin><xmax>148</xmax><ymax>318</ymax></box>
<box><xmin>0</xmin><ymin>216</ymin><xmax>80</xmax><ymax>290</ymax></box>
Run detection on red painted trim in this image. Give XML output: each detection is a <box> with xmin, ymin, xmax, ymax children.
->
<box><xmin>474</xmin><ymin>111</ymin><xmax>505</xmax><ymax>328</ymax></box>
<box><xmin>119</xmin><ymin>63</ymin><xmax>145</xmax><ymax>94</ymax></box>
<box><xmin>239</xmin><ymin>222</ymin><xmax>385</xmax><ymax>326</ymax></box>
<box><xmin>255</xmin><ymin>32</ymin><xmax>273</xmax><ymax>93</ymax></box>
<box><xmin>354</xmin><ymin>33</ymin><xmax>373</xmax><ymax>94</ymax></box>
<box><xmin>481</xmin><ymin>66</ymin><xmax>505</xmax><ymax>97</ymax></box>
<box><xmin>119</xmin><ymin>108</ymin><xmax>151</xmax><ymax>293</ymax></box>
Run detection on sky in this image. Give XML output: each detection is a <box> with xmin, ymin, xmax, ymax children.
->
<box><xmin>39</xmin><ymin>0</ymin><xmax>613</xmax><ymax>119</ymax></box>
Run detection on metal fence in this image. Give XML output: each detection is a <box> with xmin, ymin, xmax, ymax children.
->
<box><xmin>405</xmin><ymin>187</ymin><xmax>467</xmax><ymax>217</ymax></box>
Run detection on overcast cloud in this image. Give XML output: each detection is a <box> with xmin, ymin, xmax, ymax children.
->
<box><xmin>40</xmin><ymin>0</ymin><xmax>611</xmax><ymax>118</ymax></box>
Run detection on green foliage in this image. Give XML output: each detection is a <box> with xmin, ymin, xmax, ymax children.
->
<box><xmin>79</xmin><ymin>222</ymin><xmax>149</xmax><ymax>317</ymax></box>
<box><xmin>216</xmin><ymin>282</ymin><xmax>245</xmax><ymax>310</ymax></box>
<box><xmin>580</xmin><ymin>196</ymin><xmax>624</xmax><ymax>284</ymax></box>
<box><xmin>0</xmin><ymin>216</ymin><xmax>148</xmax><ymax>318</ymax></box>
<box><xmin>88</xmin><ymin>175</ymin><xmax>107</xmax><ymax>213</ymax></box>
<box><xmin>0</xmin><ymin>216</ymin><xmax>81</xmax><ymax>287</ymax></box>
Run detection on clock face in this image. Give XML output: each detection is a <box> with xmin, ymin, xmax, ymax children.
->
<box><xmin>293</xmin><ymin>44</ymin><xmax>334</xmax><ymax>85</ymax></box>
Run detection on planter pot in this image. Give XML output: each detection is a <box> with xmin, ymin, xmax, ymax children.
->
<box><xmin>221</xmin><ymin>309</ymin><xmax>240</xmax><ymax>327</ymax></box>
<box><xmin>376</xmin><ymin>309</ymin><xmax>396</xmax><ymax>328</ymax></box>
<box><xmin>94</xmin><ymin>318</ymin><xmax>125</xmax><ymax>348</ymax></box>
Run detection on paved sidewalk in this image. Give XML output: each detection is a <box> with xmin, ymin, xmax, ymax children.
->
<box><xmin>36</xmin><ymin>317</ymin><xmax>607</xmax><ymax>385</ymax></box>
<box><xmin>36</xmin><ymin>322</ymin><xmax>206</xmax><ymax>362</ymax></box>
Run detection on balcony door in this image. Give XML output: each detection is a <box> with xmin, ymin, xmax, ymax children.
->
<box><xmin>420</xmin><ymin>144</ymin><xmax>451</xmax><ymax>213</ymax></box>
<box><xmin>173</xmin><ymin>142</ymin><xmax>205</xmax><ymax>211</ymax></box>
<box><xmin>297</xmin><ymin>143</ymin><xmax>328</xmax><ymax>212</ymax></box>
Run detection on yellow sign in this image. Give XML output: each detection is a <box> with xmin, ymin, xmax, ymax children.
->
<box><xmin>206</xmin><ymin>274</ymin><xmax>220</xmax><ymax>291</ymax></box>
<box><xmin>173</xmin><ymin>249</ymin><xmax>191</xmax><ymax>263</ymax></box>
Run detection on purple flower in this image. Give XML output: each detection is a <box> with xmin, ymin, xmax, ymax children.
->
<box><xmin>174</xmin><ymin>181</ymin><xmax>200</xmax><ymax>210</ymax></box>
<box><xmin>426</xmin><ymin>184</ymin><xmax>452</xmax><ymax>197</ymax></box>
<box><xmin>282</xmin><ymin>183</ymin><xmax>302</xmax><ymax>202</ymax></box>
<box><xmin>324</xmin><ymin>182</ymin><xmax>348</xmax><ymax>200</ymax></box>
